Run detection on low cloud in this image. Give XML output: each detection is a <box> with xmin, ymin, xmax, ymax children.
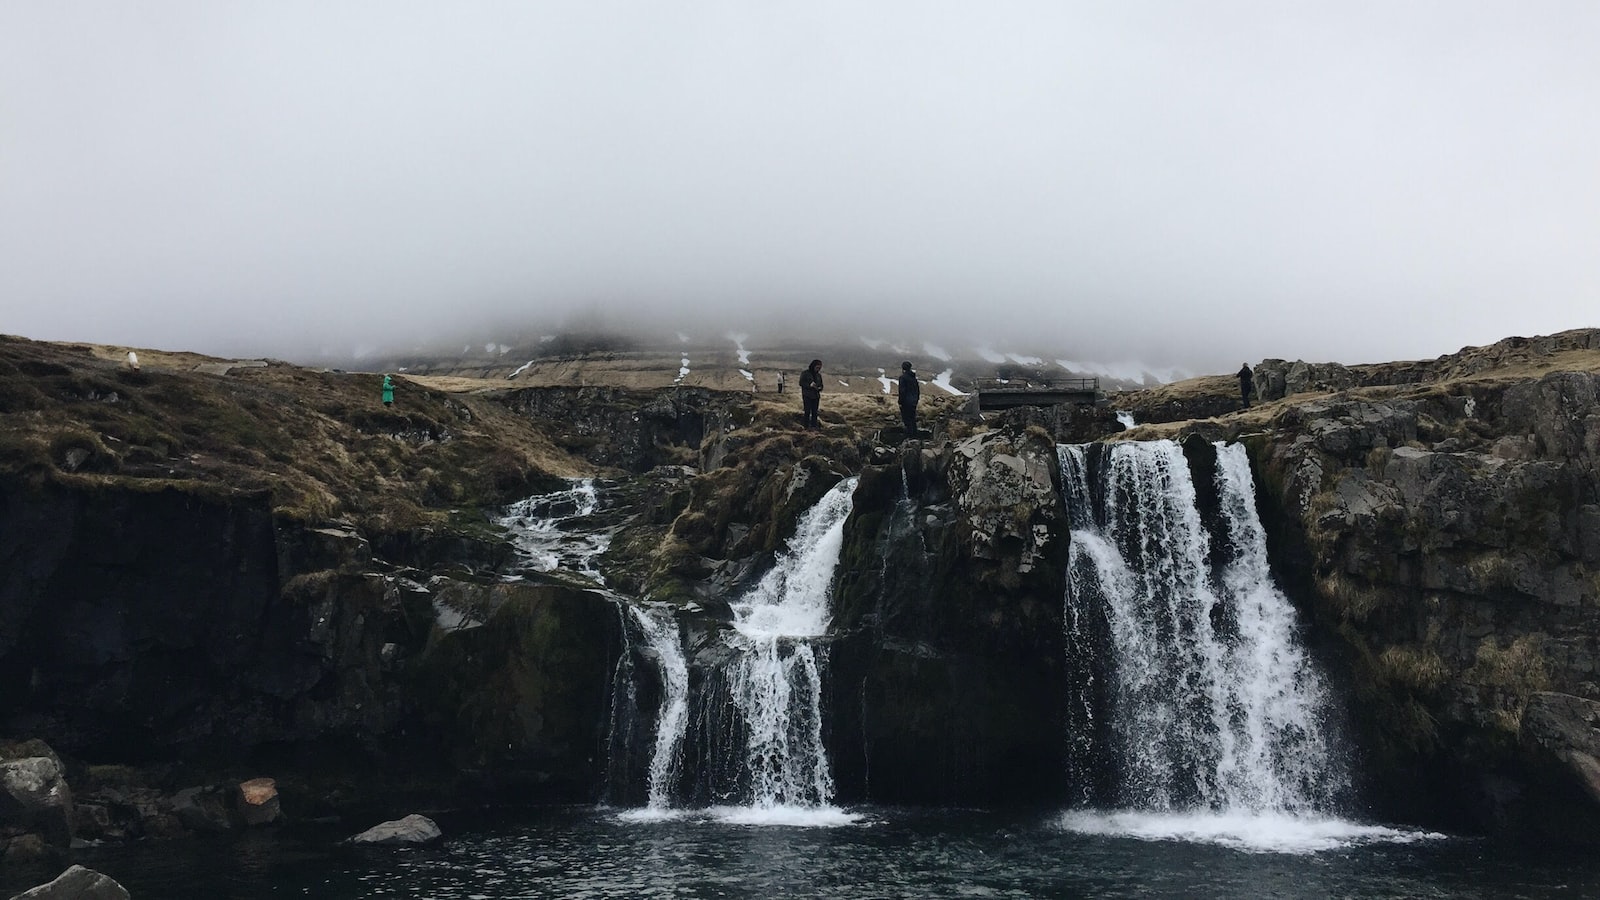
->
<box><xmin>4</xmin><ymin>2</ymin><xmax>1596</xmax><ymax>374</ymax></box>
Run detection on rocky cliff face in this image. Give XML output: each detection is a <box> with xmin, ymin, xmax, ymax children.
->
<box><xmin>0</xmin><ymin>472</ymin><xmax>621</xmax><ymax>855</ymax></box>
<box><xmin>11</xmin><ymin>330</ymin><xmax>1600</xmax><ymax>848</ymax></box>
<box><xmin>828</xmin><ymin>409</ymin><xmax>1070</xmax><ymax>805</ymax></box>
<box><xmin>501</xmin><ymin>385</ymin><xmax>750</xmax><ymax>473</ymax></box>
<box><xmin>1239</xmin><ymin>371</ymin><xmax>1600</xmax><ymax>839</ymax></box>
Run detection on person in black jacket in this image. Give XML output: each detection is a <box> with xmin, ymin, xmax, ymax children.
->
<box><xmin>799</xmin><ymin>359</ymin><xmax>823</xmax><ymax>428</ymax></box>
<box><xmin>1238</xmin><ymin>363</ymin><xmax>1254</xmax><ymax>409</ymax></box>
<box><xmin>898</xmin><ymin>361</ymin><xmax>921</xmax><ymax>436</ymax></box>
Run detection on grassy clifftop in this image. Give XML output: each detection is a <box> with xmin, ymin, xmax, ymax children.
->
<box><xmin>0</xmin><ymin>335</ymin><xmax>593</xmax><ymax>532</ymax></box>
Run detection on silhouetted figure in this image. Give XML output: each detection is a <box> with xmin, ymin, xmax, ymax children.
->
<box><xmin>898</xmin><ymin>360</ymin><xmax>921</xmax><ymax>436</ymax></box>
<box><xmin>799</xmin><ymin>359</ymin><xmax>823</xmax><ymax>429</ymax></box>
<box><xmin>382</xmin><ymin>374</ymin><xmax>395</xmax><ymax>407</ymax></box>
<box><xmin>1238</xmin><ymin>364</ymin><xmax>1253</xmax><ymax>409</ymax></box>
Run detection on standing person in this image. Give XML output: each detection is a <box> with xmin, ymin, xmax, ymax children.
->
<box><xmin>382</xmin><ymin>374</ymin><xmax>395</xmax><ymax>407</ymax></box>
<box><xmin>777</xmin><ymin>371</ymin><xmax>785</xmax><ymax>394</ymax></box>
<box><xmin>1237</xmin><ymin>363</ymin><xmax>1253</xmax><ymax>409</ymax></box>
<box><xmin>799</xmin><ymin>359</ymin><xmax>823</xmax><ymax>429</ymax></box>
<box><xmin>897</xmin><ymin>360</ymin><xmax>921</xmax><ymax>436</ymax></box>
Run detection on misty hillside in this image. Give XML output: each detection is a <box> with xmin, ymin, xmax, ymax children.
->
<box><xmin>324</xmin><ymin>330</ymin><xmax>1185</xmax><ymax>395</ymax></box>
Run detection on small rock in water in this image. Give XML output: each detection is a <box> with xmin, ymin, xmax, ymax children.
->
<box><xmin>9</xmin><ymin>864</ymin><xmax>130</xmax><ymax>900</ymax></box>
<box><xmin>346</xmin><ymin>813</ymin><xmax>442</xmax><ymax>846</ymax></box>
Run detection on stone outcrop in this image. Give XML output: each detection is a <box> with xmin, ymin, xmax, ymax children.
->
<box><xmin>501</xmin><ymin>386</ymin><xmax>749</xmax><ymax>473</ymax></box>
<box><xmin>1253</xmin><ymin>358</ymin><xmax>1359</xmax><ymax>402</ymax></box>
<box><xmin>1245</xmin><ymin>370</ymin><xmax>1600</xmax><ymax>840</ymax></box>
<box><xmin>828</xmin><ymin>408</ymin><xmax>1070</xmax><ymax>805</ymax></box>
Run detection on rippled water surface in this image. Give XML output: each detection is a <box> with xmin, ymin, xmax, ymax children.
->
<box><xmin>31</xmin><ymin>806</ymin><xmax>1600</xmax><ymax>899</ymax></box>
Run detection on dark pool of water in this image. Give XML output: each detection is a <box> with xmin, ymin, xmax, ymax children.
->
<box><xmin>13</xmin><ymin>806</ymin><xmax>1600</xmax><ymax>899</ymax></box>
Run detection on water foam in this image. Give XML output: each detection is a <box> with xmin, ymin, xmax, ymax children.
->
<box><xmin>1059</xmin><ymin>440</ymin><xmax>1387</xmax><ymax>851</ymax></box>
<box><xmin>1057</xmin><ymin>810</ymin><xmax>1444</xmax><ymax>854</ymax></box>
<box><xmin>709</xmin><ymin>805</ymin><xmax>863</xmax><ymax>828</ymax></box>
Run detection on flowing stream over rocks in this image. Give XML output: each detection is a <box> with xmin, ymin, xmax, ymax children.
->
<box><xmin>498</xmin><ymin>478</ymin><xmax>609</xmax><ymax>583</ymax></box>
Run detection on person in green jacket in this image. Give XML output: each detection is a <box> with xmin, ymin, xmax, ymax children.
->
<box><xmin>382</xmin><ymin>374</ymin><xmax>395</xmax><ymax>406</ymax></box>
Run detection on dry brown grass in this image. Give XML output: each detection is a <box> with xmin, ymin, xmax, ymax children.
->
<box><xmin>1467</xmin><ymin>634</ymin><xmax>1552</xmax><ymax>735</ymax></box>
<box><xmin>0</xmin><ymin>335</ymin><xmax>594</xmax><ymax>530</ymax></box>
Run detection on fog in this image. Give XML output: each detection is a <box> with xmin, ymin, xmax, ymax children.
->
<box><xmin>3</xmin><ymin>2</ymin><xmax>1597</xmax><ymax>374</ymax></box>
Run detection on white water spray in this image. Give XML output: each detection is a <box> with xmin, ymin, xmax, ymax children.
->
<box><xmin>627</xmin><ymin>605</ymin><xmax>690</xmax><ymax>813</ymax></box>
<box><xmin>1057</xmin><ymin>440</ymin><xmax>1413</xmax><ymax>852</ymax></box>
<box><xmin>722</xmin><ymin>477</ymin><xmax>857</xmax><ymax>814</ymax></box>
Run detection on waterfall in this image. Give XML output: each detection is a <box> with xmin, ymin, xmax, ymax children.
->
<box><xmin>623</xmin><ymin>604</ymin><xmax>690</xmax><ymax>812</ymax></box>
<box><xmin>722</xmin><ymin>477</ymin><xmax>857</xmax><ymax>812</ymax></box>
<box><xmin>1060</xmin><ymin>440</ymin><xmax>1347</xmax><ymax>827</ymax></box>
<box><xmin>499</xmin><ymin>478</ymin><xmax>610</xmax><ymax>583</ymax></box>
<box><xmin>613</xmin><ymin>477</ymin><xmax>858</xmax><ymax>823</ymax></box>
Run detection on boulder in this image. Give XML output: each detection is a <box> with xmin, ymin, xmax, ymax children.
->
<box><xmin>0</xmin><ymin>757</ymin><xmax>73</xmax><ymax>846</ymax></box>
<box><xmin>235</xmin><ymin>777</ymin><xmax>280</xmax><ymax>826</ymax></box>
<box><xmin>346</xmin><ymin>813</ymin><xmax>442</xmax><ymax>846</ymax></box>
<box><xmin>170</xmin><ymin>785</ymin><xmax>233</xmax><ymax>833</ymax></box>
<box><xmin>8</xmin><ymin>865</ymin><xmax>129</xmax><ymax>900</ymax></box>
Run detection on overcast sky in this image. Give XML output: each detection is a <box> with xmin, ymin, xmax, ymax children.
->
<box><xmin>3</xmin><ymin>1</ymin><xmax>1597</xmax><ymax>372</ymax></box>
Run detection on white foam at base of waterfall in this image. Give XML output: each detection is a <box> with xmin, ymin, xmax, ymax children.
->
<box><xmin>1060</xmin><ymin>440</ymin><xmax>1434</xmax><ymax>852</ymax></box>
<box><xmin>709</xmin><ymin>805</ymin><xmax>863</xmax><ymax>827</ymax></box>
<box><xmin>613</xmin><ymin>806</ymin><xmax>863</xmax><ymax>827</ymax></box>
<box><xmin>1056</xmin><ymin>810</ymin><xmax>1445</xmax><ymax>855</ymax></box>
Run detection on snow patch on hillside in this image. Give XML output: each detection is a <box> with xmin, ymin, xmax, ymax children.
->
<box><xmin>933</xmin><ymin>369</ymin><xmax>965</xmax><ymax>395</ymax></box>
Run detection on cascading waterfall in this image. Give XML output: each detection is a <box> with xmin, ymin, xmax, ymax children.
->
<box><xmin>625</xmin><ymin>604</ymin><xmax>689</xmax><ymax>813</ymax></box>
<box><xmin>721</xmin><ymin>477</ymin><xmax>857</xmax><ymax>812</ymax></box>
<box><xmin>612</xmin><ymin>477</ymin><xmax>858</xmax><ymax>823</ymax></box>
<box><xmin>1059</xmin><ymin>440</ymin><xmax>1388</xmax><ymax>851</ymax></box>
<box><xmin>499</xmin><ymin>478</ymin><xmax>609</xmax><ymax>583</ymax></box>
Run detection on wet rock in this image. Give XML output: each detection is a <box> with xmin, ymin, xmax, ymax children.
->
<box><xmin>170</xmin><ymin>785</ymin><xmax>233</xmax><ymax>833</ymax></box>
<box><xmin>828</xmin><ymin>416</ymin><xmax>1069</xmax><ymax>805</ymax></box>
<box><xmin>1522</xmin><ymin>692</ymin><xmax>1600</xmax><ymax>805</ymax></box>
<box><xmin>8</xmin><ymin>864</ymin><xmax>130</xmax><ymax>900</ymax></box>
<box><xmin>2</xmin><ymin>832</ymin><xmax>59</xmax><ymax>867</ymax></box>
<box><xmin>0</xmin><ymin>757</ymin><xmax>73</xmax><ymax>847</ymax></box>
<box><xmin>346</xmin><ymin>813</ymin><xmax>442</xmax><ymax>846</ymax></box>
